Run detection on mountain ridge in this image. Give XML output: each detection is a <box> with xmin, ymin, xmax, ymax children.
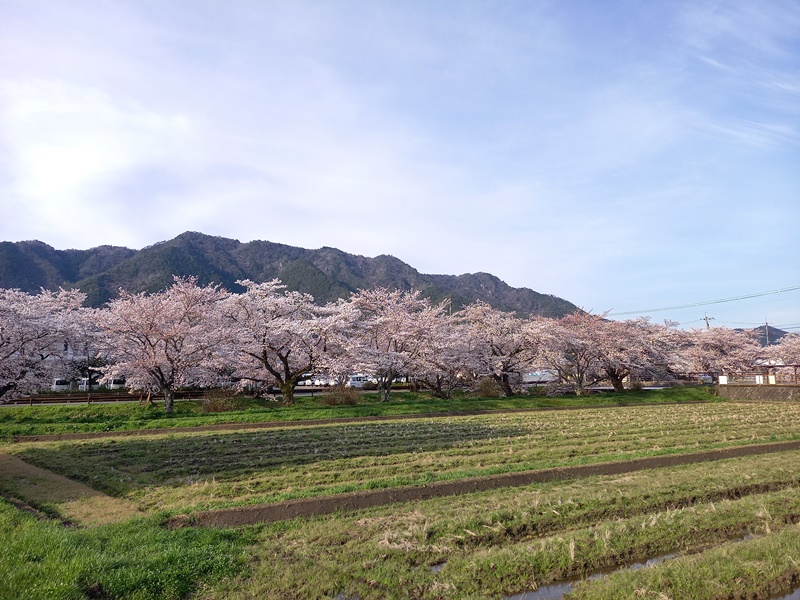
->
<box><xmin>0</xmin><ymin>231</ymin><xmax>579</xmax><ymax>317</ymax></box>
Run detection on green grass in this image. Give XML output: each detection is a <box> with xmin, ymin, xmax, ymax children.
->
<box><xmin>0</xmin><ymin>499</ymin><xmax>255</xmax><ymax>600</ymax></box>
<box><xmin>0</xmin><ymin>385</ymin><xmax>718</xmax><ymax>439</ymax></box>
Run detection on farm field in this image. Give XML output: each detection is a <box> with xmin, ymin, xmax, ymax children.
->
<box><xmin>2</xmin><ymin>393</ymin><xmax>800</xmax><ymax>599</ymax></box>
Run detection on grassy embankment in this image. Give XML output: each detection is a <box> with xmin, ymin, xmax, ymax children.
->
<box><xmin>0</xmin><ymin>385</ymin><xmax>716</xmax><ymax>439</ymax></box>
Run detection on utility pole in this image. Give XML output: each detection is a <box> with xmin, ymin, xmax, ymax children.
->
<box><xmin>765</xmin><ymin>320</ymin><xmax>770</xmax><ymax>345</ymax></box>
<box><xmin>703</xmin><ymin>313</ymin><xmax>714</xmax><ymax>329</ymax></box>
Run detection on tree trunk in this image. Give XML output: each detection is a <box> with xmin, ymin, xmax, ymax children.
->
<box><xmin>375</xmin><ymin>371</ymin><xmax>395</xmax><ymax>402</ymax></box>
<box><xmin>608</xmin><ymin>371</ymin><xmax>626</xmax><ymax>392</ymax></box>
<box><xmin>379</xmin><ymin>383</ymin><xmax>392</xmax><ymax>402</ymax></box>
<box><xmin>280</xmin><ymin>380</ymin><xmax>296</xmax><ymax>405</ymax></box>
<box><xmin>493</xmin><ymin>373</ymin><xmax>513</xmax><ymax>397</ymax></box>
<box><xmin>0</xmin><ymin>382</ymin><xmax>16</xmax><ymax>401</ymax></box>
<box><xmin>164</xmin><ymin>389</ymin><xmax>175</xmax><ymax>414</ymax></box>
<box><xmin>429</xmin><ymin>376</ymin><xmax>450</xmax><ymax>399</ymax></box>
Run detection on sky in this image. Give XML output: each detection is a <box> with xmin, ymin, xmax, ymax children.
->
<box><xmin>1</xmin><ymin>1</ymin><xmax>799</xmax><ymax>330</ymax></box>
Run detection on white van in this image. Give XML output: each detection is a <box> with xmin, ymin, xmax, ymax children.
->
<box><xmin>106</xmin><ymin>378</ymin><xmax>126</xmax><ymax>390</ymax></box>
<box><xmin>51</xmin><ymin>378</ymin><xmax>71</xmax><ymax>392</ymax></box>
<box><xmin>346</xmin><ymin>375</ymin><xmax>371</xmax><ymax>388</ymax></box>
<box><xmin>77</xmin><ymin>377</ymin><xmax>95</xmax><ymax>392</ymax></box>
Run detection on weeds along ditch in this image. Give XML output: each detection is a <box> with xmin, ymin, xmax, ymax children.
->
<box><xmin>9</xmin><ymin>402</ymin><xmax>800</xmax><ymax>513</ymax></box>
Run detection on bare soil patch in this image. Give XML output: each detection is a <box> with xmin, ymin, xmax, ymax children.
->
<box><xmin>0</xmin><ymin>453</ymin><xmax>140</xmax><ymax>525</ymax></box>
<box><xmin>167</xmin><ymin>439</ymin><xmax>800</xmax><ymax>528</ymax></box>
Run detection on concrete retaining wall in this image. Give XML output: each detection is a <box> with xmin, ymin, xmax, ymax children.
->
<box><xmin>717</xmin><ymin>384</ymin><xmax>800</xmax><ymax>401</ymax></box>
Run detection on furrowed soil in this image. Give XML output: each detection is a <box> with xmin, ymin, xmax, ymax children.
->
<box><xmin>168</xmin><ymin>439</ymin><xmax>800</xmax><ymax>527</ymax></box>
<box><xmin>9</xmin><ymin>402</ymin><xmax>800</xmax><ymax>526</ymax></box>
<box><xmin>6</xmin><ymin>399</ymin><xmax>800</xmax><ymax>600</ymax></box>
<box><xmin>197</xmin><ymin>452</ymin><xmax>800</xmax><ymax>600</ymax></box>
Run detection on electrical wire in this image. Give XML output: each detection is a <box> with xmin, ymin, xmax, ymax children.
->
<box><xmin>607</xmin><ymin>285</ymin><xmax>800</xmax><ymax>317</ymax></box>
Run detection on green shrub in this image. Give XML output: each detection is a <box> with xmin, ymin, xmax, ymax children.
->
<box><xmin>473</xmin><ymin>377</ymin><xmax>504</xmax><ymax>398</ymax></box>
<box><xmin>319</xmin><ymin>385</ymin><xmax>360</xmax><ymax>406</ymax></box>
<box><xmin>526</xmin><ymin>385</ymin><xmax>548</xmax><ymax>397</ymax></box>
<box><xmin>200</xmin><ymin>392</ymin><xmax>243</xmax><ymax>413</ymax></box>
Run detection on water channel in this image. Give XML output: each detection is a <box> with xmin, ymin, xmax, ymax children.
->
<box><xmin>504</xmin><ymin>552</ymin><xmax>680</xmax><ymax>600</ymax></box>
<box><xmin>500</xmin><ymin>531</ymin><xmax>780</xmax><ymax>600</ymax></box>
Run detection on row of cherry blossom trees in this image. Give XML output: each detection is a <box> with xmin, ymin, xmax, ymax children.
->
<box><xmin>1</xmin><ymin>278</ymin><xmax>798</xmax><ymax>411</ymax></box>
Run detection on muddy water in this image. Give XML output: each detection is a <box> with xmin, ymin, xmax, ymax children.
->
<box><xmin>504</xmin><ymin>553</ymin><xmax>680</xmax><ymax>600</ymax></box>
<box><xmin>773</xmin><ymin>588</ymin><xmax>800</xmax><ymax>600</ymax></box>
<box><xmin>501</xmin><ymin>531</ymin><xmax>767</xmax><ymax>600</ymax></box>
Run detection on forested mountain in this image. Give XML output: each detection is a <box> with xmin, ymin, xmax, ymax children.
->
<box><xmin>747</xmin><ymin>324</ymin><xmax>788</xmax><ymax>346</ymax></box>
<box><xmin>0</xmin><ymin>232</ymin><xmax>579</xmax><ymax>316</ymax></box>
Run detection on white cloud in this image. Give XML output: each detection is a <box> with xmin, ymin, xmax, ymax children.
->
<box><xmin>0</xmin><ymin>79</ymin><xmax>194</xmax><ymax>245</ymax></box>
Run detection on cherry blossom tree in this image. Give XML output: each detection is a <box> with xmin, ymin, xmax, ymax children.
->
<box><xmin>680</xmin><ymin>326</ymin><xmax>762</xmax><ymax>380</ymax></box>
<box><xmin>0</xmin><ymin>288</ymin><xmax>86</xmax><ymax>401</ymax></box>
<box><xmin>345</xmin><ymin>287</ymin><xmax>442</xmax><ymax>402</ymax></box>
<box><xmin>535</xmin><ymin>312</ymin><xmax>606</xmax><ymax>395</ymax></box>
<box><xmin>456</xmin><ymin>302</ymin><xmax>539</xmax><ymax>396</ymax></box>
<box><xmin>222</xmin><ymin>279</ymin><xmax>348</xmax><ymax>404</ymax></box>
<box><xmin>404</xmin><ymin>305</ymin><xmax>476</xmax><ymax>399</ymax></box>
<box><xmin>770</xmin><ymin>333</ymin><xmax>800</xmax><ymax>365</ymax></box>
<box><xmin>766</xmin><ymin>333</ymin><xmax>800</xmax><ymax>383</ymax></box>
<box><xmin>593</xmin><ymin>317</ymin><xmax>678</xmax><ymax>392</ymax></box>
<box><xmin>94</xmin><ymin>277</ymin><xmax>229</xmax><ymax>413</ymax></box>
<box><xmin>63</xmin><ymin>307</ymin><xmax>108</xmax><ymax>392</ymax></box>
<box><xmin>535</xmin><ymin>312</ymin><xmax>687</xmax><ymax>394</ymax></box>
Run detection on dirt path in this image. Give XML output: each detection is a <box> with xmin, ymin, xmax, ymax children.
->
<box><xmin>167</xmin><ymin>438</ymin><xmax>800</xmax><ymax>528</ymax></box>
<box><xmin>0</xmin><ymin>453</ymin><xmax>140</xmax><ymax>525</ymax></box>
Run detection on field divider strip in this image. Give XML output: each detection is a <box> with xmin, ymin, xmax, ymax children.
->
<box><xmin>8</xmin><ymin>400</ymin><xmax>712</xmax><ymax>443</ymax></box>
<box><xmin>167</xmin><ymin>438</ymin><xmax>800</xmax><ymax>528</ymax></box>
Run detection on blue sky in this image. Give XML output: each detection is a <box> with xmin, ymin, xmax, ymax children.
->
<box><xmin>1</xmin><ymin>1</ymin><xmax>798</xmax><ymax>329</ymax></box>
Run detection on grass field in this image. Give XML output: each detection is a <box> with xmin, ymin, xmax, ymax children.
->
<box><xmin>2</xmin><ymin>387</ymin><xmax>800</xmax><ymax>599</ymax></box>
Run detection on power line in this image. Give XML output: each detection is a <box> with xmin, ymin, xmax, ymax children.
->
<box><xmin>607</xmin><ymin>284</ymin><xmax>800</xmax><ymax>317</ymax></box>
